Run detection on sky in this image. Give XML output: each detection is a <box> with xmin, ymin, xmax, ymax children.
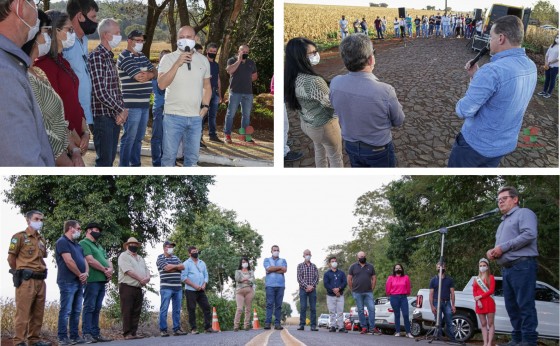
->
<box><xmin>0</xmin><ymin>175</ymin><xmax>399</xmax><ymax>316</ymax></box>
<box><xmin>285</xmin><ymin>0</ymin><xmax>531</xmax><ymax>12</ymax></box>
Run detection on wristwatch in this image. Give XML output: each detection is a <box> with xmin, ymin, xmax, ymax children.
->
<box><xmin>200</xmin><ymin>104</ymin><xmax>209</xmax><ymax>109</ymax></box>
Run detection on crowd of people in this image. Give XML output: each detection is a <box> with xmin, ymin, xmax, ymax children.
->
<box><xmin>0</xmin><ymin>0</ymin><xmax>258</xmax><ymax>167</ymax></box>
<box><xmin>8</xmin><ymin>186</ymin><xmax>540</xmax><ymax>346</ymax></box>
<box><xmin>285</xmin><ymin>15</ymin><xmax>547</xmax><ymax>168</ymax></box>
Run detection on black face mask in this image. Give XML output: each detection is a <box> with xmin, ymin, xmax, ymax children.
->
<box><xmin>128</xmin><ymin>245</ymin><xmax>138</xmax><ymax>253</ymax></box>
<box><xmin>438</xmin><ymin>268</ymin><xmax>446</xmax><ymax>274</ymax></box>
<box><xmin>358</xmin><ymin>257</ymin><xmax>366</xmax><ymax>264</ymax></box>
<box><xmin>91</xmin><ymin>231</ymin><xmax>101</xmax><ymax>240</ymax></box>
<box><xmin>207</xmin><ymin>53</ymin><xmax>217</xmax><ymax>59</ymax></box>
<box><xmin>191</xmin><ymin>253</ymin><xmax>199</xmax><ymax>259</ymax></box>
<box><xmin>242</xmin><ymin>53</ymin><xmax>248</xmax><ymax>60</ymax></box>
<box><xmin>395</xmin><ymin>269</ymin><xmax>403</xmax><ymax>274</ymax></box>
<box><xmin>80</xmin><ymin>14</ymin><xmax>98</xmax><ymax>36</ymax></box>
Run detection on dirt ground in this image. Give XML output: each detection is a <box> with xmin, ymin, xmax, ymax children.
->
<box><xmin>285</xmin><ymin>36</ymin><xmax>559</xmax><ymax>168</ymax></box>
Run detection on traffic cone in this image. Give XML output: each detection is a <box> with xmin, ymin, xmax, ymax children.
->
<box><xmin>212</xmin><ymin>307</ymin><xmax>221</xmax><ymax>332</ymax></box>
<box><xmin>252</xmin><ymin>309</ymin><xmax>261</xmax><ymax>329</ymax></box>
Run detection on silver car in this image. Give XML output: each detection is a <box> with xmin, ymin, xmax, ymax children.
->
<box><xmin>318</xmin><ymin>313</ymin><xmax>330</xmax><ymax>328</ymax></box>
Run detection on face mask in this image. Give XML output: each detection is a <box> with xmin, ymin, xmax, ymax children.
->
<box><xmin>396</xmin><ymin>269</ymin><xmax>403</xmax><ymax>274</ymax></box>
<box><xmin>108</xmin><ymin>34</ymin><xmax>122</xmax><ymax>49</ymax></box>
<box><xmin>16</xmin><ymin>0</ymin><xmax>39</xmax><ymax>43</ymax></box>
<box><xmin>166</xmin><ymin>247</ymin><xmax>174</xmax><ymax>255</ymax></box>
<box><xmin>304</xmin><ymin>255</ymin><xmax>311</xmax><ymax>261</ymax></box>
<box><xmin>177</xmin><ymin>38</ymin><xmax>195</xmax><ymax>51</ymax></box>
<box><xmin>191</xmin><ymin>252</ymin><xmax>199</xmax><ymax>259</ymax></box>
<box><xmin>62</xmin><ymin>31</ymin><xmax>76</xmax><ymax>49</ymax></box>
<box><xmin>242</xmin><ymin>53</ymin><xmax>249</xmax><ymax>60</ymax></box>
<box><xmin>309</xmin><ymin>53</ymin><xmax>320</xmax><ymax>66</ymax></box>
<box><xmin>358</xmin><ymin>257</ymin><xmax>366</xmax><ymax>264</ymax></box>
<box><xmin>207</xmin><ymin>52</ymin><xmax>216</xmax><ymax>59</ymax></box>
<box><xmin>90</xmin><ymin>231</ymin><xmax>101</xmax><ymax>240</ymax></box>
<box><xmin>37</xmin><ymin>33</ymin><xmax>51</xmax><ymax>57</ymax></box>
<box><xmin>79</xmin><ymin>15</ymin><xmax>98</xmax><ymax>35</ymax></box>
<box><xmin>438</xmin><ymin>268</ymin><xmax>446</xmax><ymax>274</ymax></box>
<box><xmin>479</xmin><ymin>266</ymin><xmax>488</xmax><ymax>273</ymax></box>
<box><xmin>72</xmin><ymin>230</ymin><xmax>81</xmax><ymax>240</ymax></box>
<box><xmin>242</xmin><ymin>263</ymin><xmax>248</xmax><ymax>269</ymax></box>
<box><xmin>128</xmin><ymin>245</ymin><xmax>138</xmax><ymax>253</ymax></box>
<box><xmin>331</xmin><ymin>262</ymin><xmax>338</xmax><ymax>269</ymax></box>
<box><xmin>133</xmin><ymin>42</ymin><xmax>143</xmax><ymax>53</ymax></box>
<box><xmin>30</xmin><ymin>221</ymin><xmax>43</xmax><ymax>231</ymax></box>
<box><xmin>272</xmin><ymin>251</ymin><xmax>279</xmax><ymax>258</ymax></box>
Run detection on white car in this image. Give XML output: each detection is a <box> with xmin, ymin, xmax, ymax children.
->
<box><xmin>317</xmin><ymin>313</ymin><xmax>330</xmax><ymax>328</ymax></box>
<box><xmin>374</xmin><ymin>296</ymin><xmax>424</xmax><ymax>336</ymax></box>
<box><xmin>540</xmin><ymin>25</ymin><xmax>558</xmax><ymax>31</ymax></box>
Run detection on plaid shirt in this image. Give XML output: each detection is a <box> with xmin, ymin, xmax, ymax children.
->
<box><xmin>89</xmin><ymin>44</ymin><xmax>124</xmax><ymax>119</ymax></box>
<box><xmin>297</xmin><ymin>261</ymin><xmax>319</xmax><ymax>289</ymax></box>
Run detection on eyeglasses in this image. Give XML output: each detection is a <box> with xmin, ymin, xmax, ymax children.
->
<box><xmin>307</xmin><ymin>50</ymin><xmax>318</xmax><ymax>56</ymax></box>
<box><xmin>496</xmin><ymin>196</ymin><xmax>514</xmax><ymax>203</ymax></box>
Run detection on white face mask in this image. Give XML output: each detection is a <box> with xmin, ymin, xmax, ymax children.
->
<box><xmin>272</xmin><ymin>251</ymin><xmax>279</xmax><ymax>258</ymax></box>
<box><xmin>166</xmin><ymin>247</ymin><xmax>174</xmax><ymax>255</ymax></box>
<box><xmin>479</xmin><ymin>266</ymin><xmax>488</xmax><ymax>273</ymax></box>
<box><xmin>61</xmin><ymin>31</ymin><xmax>76</xmax><ymax>49</ymax></box>
<box><xmin>177</xmin><ymin>38</ymin><xmax>195</xmax><ymax>52</ymax></box>
<box><xmin>108</xmin><ymin>33</ymin><xmax>122</xmax><ymax>49</ymax></box>
<box><xmin>331</xmin><ymin>262</ymin><xmax>338</xmax><ymax>269</ymax></box>
<box><xmin>72</xmin><ymin>230</ymin><xmax>81</xmax><ymax>240</ymax></box>
<box><xmin>304</xmin><ymin>255</ymin><xmax>311</xmax><ymax>261</ymax></box>
<box><xmin>134</xmin><ymin>42</ymin><xmax>143</xmax><ymax>53</ymax></box>
<box><xmin>242</xmin><ymin>263</ymin><xmax>248</xmax><ymax>269</ymax></box>
<box><xmin>37</xmin><ymin>32</ymin><xmax>51</xmax><ymax>57</ymax></box>
<box><xmin>309</xmin><ymin>53</ymin><xmax>320</xmax><ymax>66</ymax></box>
<box><xmin>16</xmin><ymin>0</ymin><xmax>39</xmax><ymax>43</ymax></box>
<box><xmin>29</xmin><ymin>220</ymin><xmax>43</xmax><ymax>231</ymax></box>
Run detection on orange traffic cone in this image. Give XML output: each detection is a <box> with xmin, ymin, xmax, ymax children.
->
<box><xmin>252</xmin><ymin>308</ymin><xmax>261</xmax><ymax>329</ymax></box>
<box><xmin>212</xmin><ymin>307</ymin><xmax>221</xmax><ymax>332</ymax></box>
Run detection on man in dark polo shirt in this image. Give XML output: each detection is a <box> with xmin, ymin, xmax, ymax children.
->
<box><xmin>203</xmin><ymin>42</ymin><xmax>223</xmax><ymax>144</ymax></box>
<box><xmin>8</xmin><ymin>210</ymin><xmax>51</xmax><ymax>346</ymax></box>
<box><xmin>156</xmin><ymin>240</ymin><xmax>185</xmax><ymax>337</ymax></box>
<box><xmin>487</xmin><ymin>186</ymin><xmax>538</xmax><ymax>346</ymax></box>
<box><xmin>79</xmin><ymin>222</ymin><xmax>113</xmax><ymax>343</ymax></box>
<box><xmin>223</xmin><ymin>44</ymin><xmax>258</xmax><ymax>144</ymax></box>
<box><xmin>429</xmin><ymin>261</ymin><xmax>460</xmax><ymax>344</ymax></box>
<box><xmin>55</xmin><ymin>220</ymin><xmax>88</xmax><ymax>345</ymax></box>
<box><xmin>347</xmin><ymin>251</ymin><xmax>378</xmax><ymax>334</ymax></box>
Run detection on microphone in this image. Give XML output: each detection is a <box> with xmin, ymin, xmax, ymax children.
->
<box><xmin>185</xmin><ymin>46</ymin><xmax>191</xmax><ymax>71</ymax></box>
<box><xmin>469</xmin><ymin>46</ymin><xmax>489</xmax><ymax>68</ymax></box>
<box><xmin>471</xmin><ymin>208</ymin><xmax>499</xmax><ymax>220</ymax></box>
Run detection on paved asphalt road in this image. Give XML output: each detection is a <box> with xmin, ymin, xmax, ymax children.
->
<box><xmin>100</xmin><ymin>325</ymin><xmax>448</xmax><ymax>346</ymax></box>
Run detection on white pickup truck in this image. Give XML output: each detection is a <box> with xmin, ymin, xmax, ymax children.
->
<box><xmin>412</xmin><ymin>276</ymin><xmax>559</xmax><ymax>342</ymax></box>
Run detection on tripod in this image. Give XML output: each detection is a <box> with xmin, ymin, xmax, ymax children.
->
<box><xmin>407</xmin><ymin>210</ymin><xmax>498</xmax><ymax>344</ymax></box>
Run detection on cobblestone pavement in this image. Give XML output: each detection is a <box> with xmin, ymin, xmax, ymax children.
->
<box><xmin>285</xmin><ymin>37</ymin><xmax>558</xmax><ymax>168</ymax></box>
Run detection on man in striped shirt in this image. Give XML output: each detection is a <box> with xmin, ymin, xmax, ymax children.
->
<box><xmin>156</xmin><ymin>240</ymin><xmax>186</xmax><ymax>337</ymax></box>
<box><xmin>117</xmin><ymin>30</ymin><xmax>155</xmax><ymax>166</ymax></box>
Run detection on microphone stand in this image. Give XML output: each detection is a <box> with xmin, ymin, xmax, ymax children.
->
<box><xmin>407</xmin><ymin>211</ymin><xmax>498</xmax><ymax>344</ymax></box>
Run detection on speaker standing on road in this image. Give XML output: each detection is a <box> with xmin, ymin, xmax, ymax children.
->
<box><xmin>385</xmin><ymin>263</ymin><xmax>414</xmax><ymax>338</ymax></box>
<box><xmin>448</xmin><ymin>16</ymin><xmax>537</xmax><ymax>167</ymax></box>
<box><xmin>296</xmin><ymin>249</ymin><xmax>319</xmax><ymax>331</ymax></box>
<box><xmin>263</xmin><ymin>245</ymin><xmax>287</xmax><ymax>330</ymax></box>
<box><xmin>486</xmin><ymin>186</ymin><xmax>539</xmax><ymax>346</ymax></box>
<box><xmin>323</xmin><ymin>256</ymin><xmax>347</xmax><ymax>333</ymax></box>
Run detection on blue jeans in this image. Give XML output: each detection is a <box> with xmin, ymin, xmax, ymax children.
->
<box><xmin>224</xmin><ymin>92</ymin><xmax>252</xmax><ymax>135</ymax></box>
<box><xmin>265</xmin><ymin>286</ymin><xmax>285</xmax><ymax>325</ymax></box>
<box><xmin>422</xmin><ymin>24</ymin><xmax>428</xmax><ymax>37</ymax></box>
<box><xmin>407</xmin><ymin>24</ymin><xmax>412</xmax><ymax>36</ymax></box>
<box><xmin>502</xmin><ymin>258</ymin><xmax>538</xmax><ymax>344</ymax></box>
<box><xmin>299</xmin><ymin>288</ymin><xmax>317</xmax><ymax>327</ymax></box>
<box><xmin>159</xmin><ymin>288</ymin><xmax>183</xmax><ymax>332</ymax></box>
<box><xmin>352</xmin><ymin>291</ymin><xmax>375</xmax><ymax>329</ymax></box>
<box><xmin>93</xmin><ymin>116</ymin><xmax>120</xmax><ymax>167</ymax></box>
<box><xmin>57</xmin><ymin>281</ymin><xmax>83</xmax><ymax>340</ymax></box>
<box><xmin>344</xmin><ymin>140</ymin><xmax>396</xmax><ymax>167</ymax></box>
<box><xmin>389</xmin><ymin>295</ymin><xmax>411</xmax><ymax>333</ymax></box>
<box><xmin>435</xmin><ymin>24</ymin><xmax>441</xmax><ymax>36</ymax></box>
<box><xmin>544</xmin><ymin>66</ymin><xmax>559</xmax><ymax>94</ymax></box>
<box><xmin>202</xmin><ymin>90</ymin><xmax>220</xmax><ymax>137</ymax></box>
<box><xmin>394</xmin><ymin>27</ymin><xmax>400</xmax><ymax>37</ymax></box>
<box><xmin>151</xmin><ymin>106</ymin><xmax>164</xmax><ymax>166</ymax></box>
<box><xmin>448</xmin><ymin>132</ymin><xmax>502</xmax><ymax>167</ymax></box>
<box><xmin>82</xmin><ymin>282</ymin><xmax>106</xmax><ymax>337</ymax></box>
<box><xmin>376</xmin><ymin>28</ymin><xmax>384</xmax><ymax>39</ymax></box>
<box><xmin>433</xmin><ymin>300</ymin><xmax>455</xmax><ymax>340</ymax></box>
<box><xmin>161</xmin><ymin>114</ymin><xmax>202</xmax><ymax>167</ymax></box>
<box><xmin>443</xmin><ymin>24</ymin><xmax>450</xmax><ymax>36</ymax></box>
<box><xmin>119</xmin><ymin>107</ymin><xmax>149</xmax><ymax>167</ymax></box>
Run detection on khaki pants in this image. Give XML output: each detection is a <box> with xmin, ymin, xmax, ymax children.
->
<box><xmin>234</xmin><ymin>287</ymin><xmax>255</xmax><ymax>328</ymax></box>
<box><xmin>14</xmin><ymin>278</ymin><xmax>46</xmax><ymax>345</ymax></box>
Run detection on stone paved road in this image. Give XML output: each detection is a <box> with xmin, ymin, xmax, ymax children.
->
<box><xmin>285</xmin><ymin>37</ymin><xmax>558</xmax><ymax>167</ymax></box>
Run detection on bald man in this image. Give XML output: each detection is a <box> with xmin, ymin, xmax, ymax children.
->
<box><xmin>296</xmin><ymin>249</ymin><xmax>319</xmax><ymax>331</ymax></box>
<box><xmin>348</xmin><ymin>251</ymin><xmax>378</xmax><ymax>334</ymax></box>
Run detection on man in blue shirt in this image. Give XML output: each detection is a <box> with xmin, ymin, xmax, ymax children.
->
<box><xmin>181</xmin><ymin>246</ymin><xmax>214</xmax><ymax>334</ymax></box>
<box><xmin>429</xmin><ymin>261</ymin><xmax>460</xmax><ymax>344</ymax></box>
<box><xmin>323</xmin><ymin>256</ymin><xmax>347</xmax><ymax>333</ymax></box>
<box><xmin>448</xmin><ymin>15</ymin><xmax>537</xmax><ymax>167</ymax></box>
<box><xmin>263</xmin><ymin>245</ymin><xmax>287</xmax><ymax>330</ymax></box>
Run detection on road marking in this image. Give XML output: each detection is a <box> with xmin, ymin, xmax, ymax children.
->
<box><xmin>280</xmin><ymin>328</ymin><xmax>306</xmax><ymax>346</ymax></box>
<box><xmin>245</xmin><ymin>330</ymin><xmax>274</xmax><ymax>346</ymax></box>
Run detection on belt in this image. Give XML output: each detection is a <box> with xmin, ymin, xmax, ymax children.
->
<box><xmin>502</xmin><ymin>256</ymin><xmax>534</xmax><ymax>269</ymax></box>
<box><xmin>31</xmin><ymin>272</ymin><xmax>47</xmax><ymax>280</ymax></box>
<box><xmin>346</xmin><ymin>140</ymin><xmax>389</xmax><ymax>151</ymax></box>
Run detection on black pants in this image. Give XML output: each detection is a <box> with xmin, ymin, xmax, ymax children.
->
<box><xmin>119</xmin><ymin>284</ymin><xmax>143</xmax><ymax>337</ymax></box>
<box><xmin>185</xmin><ymin>290</ymin><xmax>212</xmax><ymax>330</ymax></box>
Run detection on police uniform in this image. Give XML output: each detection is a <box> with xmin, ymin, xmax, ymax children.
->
<box><xmin>8</xmin><ymin>228</ymin><xmax>48</xmax><ymax>346</ymax></box>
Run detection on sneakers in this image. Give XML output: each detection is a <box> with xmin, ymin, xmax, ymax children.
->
<box><xmin>71</xmin><ymin>337</ymin><xmax>86</xmax><ymax>344</ymax></box>
<box><xmin>372</xmin><ymin>327</ymin><xmax>382</xmax><ymax>335</ymax></box>
<box><xmin>274</xmin><ymin>325</ymin><xmax>284</xmax><ymax>330</ymax></box>
<box><xmin>92</xmin><ymin>335</ymin><xmax>112</xmax><ymax>342</ymax></box>
<box><xmin>329</xmin><ymin>326</ymin><xmax>337</xmax><ymax>332</ymax></box>
<box><xmin>82</xmin><ymin>334</ymin><xmax>97</xmax><ymax>343</ymax></box>
<box><xmin>338</xmin><ymin>328</ymin><xmax>348</xmax><ymax>333</ymax></box>
<box><xmin>360</xmin><ymin>327</ymin><xmax>367</xmax><ymax>334</ymax></box>
<box><xmin>264</xmin><ymin>323</ymin><xmax>271</xmax><ymax>330</ymax></box>
<box><xmin>394</xmin><ymin>332</ymin><xmax>401</xmax><ymax>337</ymax></box>
<box><xmin>297</xmin><ymin>326</ymin><xmax>304</xmax><ymax>330</ymax></box>
<box><xmin>209</xmin><ymin>135</ymin><xmax>223</xmax><ymax>143</ymax></box>
<box><xmin>284</xmin><ymin>150</ymin><xmax>303</xmax><ymax>162</ymax></box>
<box><xmin>225</xmin><ymin>135</ymin><xmax>233</xmax><ymax>144</ymax></box>
<box><xmin>543</xmin><ymin>93</ymin><xmax>552</xmax><ymax>98</ymax></box>
<box><xmin>205</xmin><ymin>328</ymin><xmax>215</xmax><ymax>333</ymax></box>
<box><xmin>406</xmin><ymin>333</ymin><xmax>415</xmax><ymax>339</ymax></box>
<box><xmin>191</xmin><ymin>329</ymin><xmax>199</xmax><ymax>335</ymax></box>
<box><xmin>160</xmin><ymin>331</ymin><xmax>169</xmax><ymax>337</ymax></box>
<box><xmin>234</xmin><ymin>328</ymin><xmax>239</xmax><ymax>332</ymax></box>
<box><xmin>310</xmin><ymin>327</ymin><xmax>318</xmax><ymax>331</ymax></box>
<box><xmin>58</xmin><ymin>338</ymin><xmax>72</xmax><ymax>346</ymax></box>
<box><xmin>537</xmin><ymin>91</ymin><xmax>547</xmax><ymax>96</ymax></box>
<box><xmin>173</xmin><ymin>329</ymin><xmax>187</xmax><ymax>336</ymax></box>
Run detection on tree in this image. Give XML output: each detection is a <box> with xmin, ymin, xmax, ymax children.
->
<box><xmin>379</xmin><ymin>3</ymin><xmax>388</xmax><ymax>7</ymax></box>
<box><xmin>281</xmin><ymin>302</ymin><xmax>292</xmax><ymax>322</ymax></box>
<box><xmin>531</xmin><ymin>0</ymin><xmax>559</xmax><ymax>26</ymax></box>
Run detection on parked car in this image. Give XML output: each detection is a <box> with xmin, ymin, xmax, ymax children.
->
<box><xmin>374</xmin><ymin>296</ymin><xmax>424</xmax><ymax>336</ymax></box>
<box><xmin>413</xmin><ymin>276</ymin><xmax>559</xmax><ymax>342</ymax></box>
<box><xmin>540</xmin><ymin>25</ymin><xmax>558</xmax><ymax>31</ymax></box>
<box><xmin>347</xmin><ymin>306</ymin><xmax>370</xmax><ymax>330</ymax></box>
<box><xmin>317</xmin><ymin>313</ymin><xmax>330</xmax><ymax>328</ymax></box>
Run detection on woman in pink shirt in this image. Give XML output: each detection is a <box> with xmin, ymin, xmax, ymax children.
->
<box><xmin>385</xmin><ymin>264</ymin><xmax>414</xmax><ymax>338</ymax></box>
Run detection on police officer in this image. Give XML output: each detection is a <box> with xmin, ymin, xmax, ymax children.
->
<box><xmin>7</xmin><ymin>210</ymin><xmax>52</xmax><ymax>346</ymax></box>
